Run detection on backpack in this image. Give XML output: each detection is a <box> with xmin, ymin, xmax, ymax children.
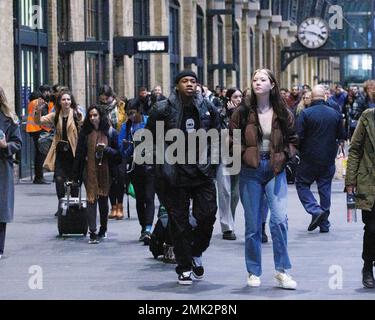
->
<box><xmin>38</xmin><ymin>130</ymin><xmax>55</xmax><ymax>155</ymax></box>
<box><xmin>149</xmin><ymin>205</ymin><xmax>175</xmax><ymax>263</ymax></box>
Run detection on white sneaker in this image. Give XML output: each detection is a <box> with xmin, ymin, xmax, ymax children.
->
<box><xmin>275</xmin><ymin>272</ymin><xmax>297</xmax><ymax>290</ymax></box>
<box><xmin>247</xmin><ymin>274</ymin><xmax>261</xmax><ymax>287</ymax></box>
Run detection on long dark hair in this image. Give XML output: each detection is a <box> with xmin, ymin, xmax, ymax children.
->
<box><xmin>225</xmin><ymin>87</ymin><xmax>242</xmax><ymax>106</ymax></box>
<box><xmin>54</xmin><ymin>90</ymin><xmax>79</xmax><ymax>127</ymax></box>
<box><xmin>82</xmin><ymin>105</ymin><xmax>110</xmax><ymax>135</ymax></box>
<box><xmin>243</xmin><ymin>68</ymin><xmax>289</xmax><ymax>141</ymax></box>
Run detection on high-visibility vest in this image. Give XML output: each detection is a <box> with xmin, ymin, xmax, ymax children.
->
<box><xmin>26</xmin><ymin>99</ymin><xmax>54</xmax><ymax>133</ymax></box>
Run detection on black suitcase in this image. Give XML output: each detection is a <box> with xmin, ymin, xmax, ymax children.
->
<box><xmin>58</xmin><ymin>182</ymin><xmax>88</xmax><ymax>237</ymax></box>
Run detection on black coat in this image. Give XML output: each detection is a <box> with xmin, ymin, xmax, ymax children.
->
<box><xmin>0</xmin><ymin>112</ymin><xmax>22</xmax><ymax>223</ymax></box>
<box><xmin>146</xmin><ymin>89</ymin><xmax>221</xmax><ymax>185</ymax></box>
<box><xmin>72</xmin><ymin>127</ymin><xmax>121</xmax><ymax>183</ymax></box>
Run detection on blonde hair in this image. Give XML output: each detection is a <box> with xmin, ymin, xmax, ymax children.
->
<box><xmin>0</xmin><ymin>87</ymin><xmax>18</xmax><ymax>124</ymax></box>
<box><xmin>363</xmin><ymin>80</ymin><xmax>375</xmax><ymax>101</ymax></box>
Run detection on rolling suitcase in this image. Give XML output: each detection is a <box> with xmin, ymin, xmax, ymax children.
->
<box><xmin>58</xmin><ymin>182</ymin><xmax>88</xmax><ymax>237</ymax></box>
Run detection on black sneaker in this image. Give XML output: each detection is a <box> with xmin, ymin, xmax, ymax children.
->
<box><xmin>192</xmin><ymin>257</ymin><xmax>204</xmax><ymax>280</ymax></box>
<box><xmin>362</xmin><ymin>268</ymin><xmax>375</xmax><ymax>288</ymax></box>
<box><xmin>98</xmin><ymin>227</ymin><xmax>107</xmax><ymax>239</ymax></box>
<box><xmin>98</xmin><ymin>231</ymin><xmax>107</xmax><ymax>239</ymax></box>
<box><xmin>223</xmin><ymin>231</ymin><xmax>236</xmax><ymax>240</ymax></box>
<box><xmin>178</xmin><ymin>271</ymin><xmax>193</xmax><ymax>285</ymax></box>
<box><xmin>143</xmin><ymin>232</ymin><xmax>151</xmax><ymax>246</ymax></box>
<box><xmin>88</xmin><ymin>233</ymin><xmax>99</xmax><ymax>244</ymax></box>
<box><xmin>139</xmin><ymin>231</ymin><xmax>147</xmax><ymax>242</ymax></box>
<box><xmin>33</xmin><ymin>178</ymin><xmax>50</xmax><ymax>185</ymax></box>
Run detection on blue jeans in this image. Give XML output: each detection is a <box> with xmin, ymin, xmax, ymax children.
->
<box><xmin>295</xmin><ymin>160</ymin><xmax>335</xmax><ymax>230</ymax></box>
<box><xmin>239</xmin><ymin>160</ymin><xmax>292</xmax><ymax>277</ymax></box>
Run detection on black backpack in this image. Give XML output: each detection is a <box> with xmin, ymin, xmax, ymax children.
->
<box><xmin>149</xmin><ymin>205</ymin><xmax>171</xmax><ymax>259</ymax></box>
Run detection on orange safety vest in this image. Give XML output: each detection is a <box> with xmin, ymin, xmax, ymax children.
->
<box><xmin>26</xmin><ymin>99</ymin><xmax>54</xmax><ymax>133</ymax></box>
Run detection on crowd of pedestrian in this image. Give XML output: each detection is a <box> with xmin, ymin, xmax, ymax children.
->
<box><xmin>1</xmin><ymin>68</ymin><xmax>375</xmax><ymax>290</ymax></box>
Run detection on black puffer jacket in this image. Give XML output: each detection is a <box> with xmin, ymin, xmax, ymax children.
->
<box><xmin>146</xmin><ymin>90</ymin><xmax>221</xmax><ymax>185</ymax></box>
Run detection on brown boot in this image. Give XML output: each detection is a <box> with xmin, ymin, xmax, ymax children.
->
<box><xmin>116</xmin><ymin>203</ymin><xmax>124</xmax><ymax>220</ymax></box>
<box><xmin>109</xmin><ymin>204</ymin><xmax>118</xmax><ymax>219</ymax></box>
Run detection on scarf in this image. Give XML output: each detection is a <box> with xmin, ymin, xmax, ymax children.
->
<box><xmin>85</xmin><ymin>130</ymin><xmax>110</xmax><ymax>204</ymax></box>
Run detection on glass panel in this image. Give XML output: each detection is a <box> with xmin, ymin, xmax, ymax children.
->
<box><xmin>20</xmin><ymin>0</ymin><xmax>46</xmax><ymax>30</ymax></box>
<box><xmin>57</xmin><ymin>0</ymin><xmax>69</xmax><ymax>41</ymax></box>
<box><xmin>260</xmin><ymin>0</ymin><xmax>270</xmax><ymax>10</ymax></box>
<box><xmin>134</xmin><ymin>0</ymin><xmax>150</xmax><ymax>36</ymax></box>
<box><xmin>85</xmin><ymin>0</ymin><xmax>108</xmax><ymax>40</ymax></box>
<box><xmin>344</xmin><ymin>54</ymin><xmax>373</xmax><ymax>84</ymax></box>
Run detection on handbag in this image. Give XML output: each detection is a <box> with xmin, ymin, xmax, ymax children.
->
<box><xmin>38</xmin><ymin>131</ymin><xmax>54</xmax><ymax>156</ymax></box>
<box><xmin>127</xmin><ymin>183</ymin><xmax>136</xmax><ymax>199</ymax></box>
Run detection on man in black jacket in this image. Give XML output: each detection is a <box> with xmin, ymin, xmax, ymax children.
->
<box><xmin>146</xmin><ymin>70</ymin><xmax>220</xmax><ymax>285</ymax></box>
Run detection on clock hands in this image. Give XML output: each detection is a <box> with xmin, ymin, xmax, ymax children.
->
<box><xmin>300</xmin><ymin>30</ymin><xmax>326</xmax><ymax>41</ymax></box>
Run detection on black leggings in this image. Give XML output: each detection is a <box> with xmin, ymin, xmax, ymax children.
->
<box><xmin>54</xmin><ymin>149</ymin><xmax>77</xmax><ymax>200</ymax></box>
<box><xmin>0</xmin><ymin>223</ymin><xmax>6</xmax><ymax>255</ymax></box>
<box><xmin>87</xmin><ymin>196</ymin><xmax>109</xmax><ymax>234</ymax></box>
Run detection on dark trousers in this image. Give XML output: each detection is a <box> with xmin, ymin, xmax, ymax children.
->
<box><xmin>362</xmin><ymin>206</ymin><xmax>375</xmax><ymax>263</ymax></box>
<box><xmin>87</xmin><ymin>196</ymin><xmax>109</xmax><ymax>234</ymax></box>
<box><xmin>30</xmin><ymin>131</ymin><xmax>45</xmax><ymax>181</ymax></box>
<box><xmin>109</xmin><ymin>179</ymin><xmax>125</xmax><ymax>206</ymax></box>
<box><xmin>296</xmin><ymin>160</ymin><xmax>336</xmax><ymax>230</ymax></box>
<box><xmin>163</xmin><ymin>180</ymin><xmax>217</xmax><ymax>274</ymax></box>
<box><xmin>0</xmin><ymin>223</ymin><xmax>6</xmax><ymax>255</ymax></box>
<box><xmin>55</xmin><ymin>148</ymin><xmax>77</xmax><ymax>201</ymax></box>
<box><xmin>131</xmin><ymin>166</ymin><xmax>156</xmax><ymax>231</ymax></box>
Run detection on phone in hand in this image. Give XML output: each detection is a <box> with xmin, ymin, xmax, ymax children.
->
<box><xmin>0</xmin><ymin>129</ymin><xmax>5</xmax><ymax>140</ymax></box>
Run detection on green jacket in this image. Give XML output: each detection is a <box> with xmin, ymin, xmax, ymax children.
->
<box><xmin>345</xmin><ymin>108</ymin><xmax>375</xmax><ymax>211</ymax></box>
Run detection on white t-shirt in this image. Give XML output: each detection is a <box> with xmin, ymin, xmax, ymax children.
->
<box><xmin>258</xmin><ymin>108</ymin><xmax>274</xmax><ymax>152</ymax></box>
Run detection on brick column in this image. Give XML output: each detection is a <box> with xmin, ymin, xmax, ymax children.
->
<box><xmin>69</xmin><ymin>0</ymin><xmax>86</xmax><ymax>106</ymax></box>
<box><xmin>48</xmin><ymin>0</ymin><xmax>58</xmax><ymax>85</ymax></box>
<box><xmin>152</xmin><ymin>0</ymin><xmax>169</xmax><ymax>96</ymax></box>
<box><xmin>0</xmin><ymin>1</ymin><xmax>15</xmax><ymax>111</ymax></box>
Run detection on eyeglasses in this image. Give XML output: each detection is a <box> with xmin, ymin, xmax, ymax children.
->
<box><xmin>303</xmin><ymin>97</ymin><xmax>311</xmax><ymax>99</ymax></box>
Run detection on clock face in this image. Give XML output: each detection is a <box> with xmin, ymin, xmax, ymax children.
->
<box><xmin>298</xmin><ymin>17</ymin><xmax>329</xmax><ymax>49</ymax></box>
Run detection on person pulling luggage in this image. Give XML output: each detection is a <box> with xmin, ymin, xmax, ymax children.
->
<box><xmin>73</xmin><ymin>106</ymin><xmax>120</xmax><ymax>244</ymax></box>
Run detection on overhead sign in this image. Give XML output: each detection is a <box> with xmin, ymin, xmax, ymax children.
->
<box><xmin>137</xmin><ymin>40</ymin><xmax>166</xmax><ymax>52</ymax></box>
<box><xmin>114</xmin><ymin>36</ymin><xmax>169</xmax><ymax>57</ymax></box>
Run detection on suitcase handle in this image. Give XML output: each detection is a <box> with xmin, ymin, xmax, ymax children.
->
<box><xmin>65</xmin><ymin>182</ymin><xmax>83</xmax><ymax>209</ymax></box>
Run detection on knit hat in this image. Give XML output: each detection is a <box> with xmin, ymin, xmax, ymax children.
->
<box><xmin>175</xmin><ymin>70</ymin><xmax>198</xmax><ymax>84</ymax></box>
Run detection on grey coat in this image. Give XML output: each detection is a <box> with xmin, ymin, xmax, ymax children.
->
<box><xmin>0</xmin><ymin>112</ymin><xmax>22</xmax><ymax>223</ymax></box>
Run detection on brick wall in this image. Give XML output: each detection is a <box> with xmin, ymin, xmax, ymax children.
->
<box><xmin>0</xmin><ymin>1</ymin><xmax>15</xmax><ymax>111</ymax></box>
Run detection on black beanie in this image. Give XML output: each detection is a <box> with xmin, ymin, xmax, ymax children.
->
<box><xmin>175</xmin><ymin>70</ymin><xmax>198</xmax><ymax>84</ymax></box>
